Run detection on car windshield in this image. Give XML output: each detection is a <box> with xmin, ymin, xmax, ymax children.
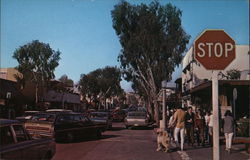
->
<box><xmin>128</xmin><ymin>112</ymin><xmax>146</xmax><ymax>117</ymax></box>
<box><xmin>24</xmin><ymin>111</ymin><xmax>39</xmax><ymax>116</ymax></box>
<box><xmin>46</xmin><ymin>109</ymin><xmax>72</xmax><ymax>112</ymax></box>
<box><xmin>31</xmin><ymin>114</ymin><xmax>55</xmax><ymax>122</ymax></box>
<box><xmin>91</xmin><ymin>112</ymin><xmax>108</xmax><ymax>118</ymax></box>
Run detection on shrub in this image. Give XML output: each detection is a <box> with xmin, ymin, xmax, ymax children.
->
<box><xmin>236</xmin><ymin>118</ymin><xmax>249</xmax><ymax>137</ymax></box>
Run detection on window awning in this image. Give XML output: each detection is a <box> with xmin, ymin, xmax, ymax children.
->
<box><xmin>189</xmin><ymin>80</ymin><xmax>250</xmax><ymax>94</ymax></box>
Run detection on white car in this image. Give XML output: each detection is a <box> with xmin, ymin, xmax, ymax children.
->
<box><xmin>124</xmin><ymin>111</ymin><xmax>149</xmax><ymax>129</ymax></box>
<box><xmin>45</xmin><ymin>109</ymin><xmax>73</xmax><ymax>112</ymax></box>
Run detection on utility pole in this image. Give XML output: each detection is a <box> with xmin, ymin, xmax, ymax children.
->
<box><xmin>161</xmin><ymin>80</ymin><xmax>167</xmax><ymax>130</ymax></box>
<box><xmin>212</xmin><ymin>71</ymin><xmax>220</xmax><ymax>160</ymax></box>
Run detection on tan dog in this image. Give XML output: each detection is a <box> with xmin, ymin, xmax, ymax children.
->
<box><xmin>156</xmin><ymin>129</ymin><xmax>171</xmax><ymax>152</ymax></box>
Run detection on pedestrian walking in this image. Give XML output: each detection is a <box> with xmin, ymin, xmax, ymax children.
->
<box><xmin>204</xmin><ymin>111</ymin><xmax>210</xmax><ymax>144</ymax></box>
<box><xmin>185</xmin><ymin>107</ymin><xmax>195</xmax><ymax>146</ymax></box>
<box><xmin>168</xmin><ymin>111</ymin><xmax>175</xmax><ymax>141</ymax></box>
<box><xmin>208</xmin><ymin>111</ymin><xmax>213</xmax><ymax>146</ymax></box>
<box><xmin>172</xmin><ymin>106</ymin><xmax>186</xmax><ymax>151</ymax></box>
<box><xmin>223</xmin><ymin>110</ymin><xmax>234</xmax><ymax>153</ymax></box>
<box><xmin>194</xmin><ymin>109</ymin><xmax>205</xmax><ymax>146</ymax></box>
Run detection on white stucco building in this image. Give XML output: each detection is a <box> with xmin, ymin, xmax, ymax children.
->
<box><xmin>181</xmin><ymin>45</ymin><xmax>249</xmax><ymax>118</ymax></box>
<box><xmin>182</xmin><ymin>45</ymin><xmax>249</xmax><ymax>92</ymax></box>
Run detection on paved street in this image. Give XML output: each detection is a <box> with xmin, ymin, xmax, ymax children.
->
<box><xmin>52</xmin><ymin>123</ymin><xmax>249</xmax><ymax>160</ymax></box>
<box><xmin>52</xmin><ymin>122</ymin><xmax>181</xmax><ymax>160</ymax></box>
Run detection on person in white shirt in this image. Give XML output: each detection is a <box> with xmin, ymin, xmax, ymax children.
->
<box><xmin>208</xmin><ymin>111</ymin><xmax>213</xmax><ymax>146</ymax></box>
<box><xmin>204</xmin><ymin>111</ymin><xmax>210</xmax><ymax>143</ymax></box>
<box><xmin>168</xmin><ymin>112</ymin><xmax>175</xmax><ymax>141</ymax></box>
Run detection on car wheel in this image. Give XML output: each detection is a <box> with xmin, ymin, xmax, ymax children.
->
<box><xmin>66</xmin><ymin>133</ymin><xmax>74</xmax><ymax>142</ymax></box>
<box><xmin>108</xmin><ymin>124</ymin><xmax>112</xmax><ymax>130</ymax></box>
<box><xmin>96</xmin><ymin>130</ymin><xmax>102</xmax><ymax>139</ymax></box>
<box><xmin>42</xmin><ymin>151</ymin><xmax>52</xmax><ymax>160</ymax></box>
<box><xmin>55</xmin><ymin>134</ymin><xmax>62</xmax><ymax>143</ymax></box>
<box><xmin>55</xmin><ymin>137</ymin><xmax>61</xmax><ymax>143</ymax></box>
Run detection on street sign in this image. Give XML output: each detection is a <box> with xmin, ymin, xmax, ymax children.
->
<box><xmin>6</xmin><ymin>92</ymin><xmax>11</xmax><ymax>99</ymax></box>
<box><xmin>194</xmin><ymin>30</ymin><xmax>236</xmax><ymax>70</ymax></box>
<box><xmin>194</xmin><ymin>29</ymin><xmax>236</xmax><ymax>160</ymax></box>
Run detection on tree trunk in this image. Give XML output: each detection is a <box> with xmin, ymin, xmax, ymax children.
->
<box><xmin>153</xmin><ymin>100</ymin><xmax>160</xmax><ymax>126</ymax></box>
<box><xmin>35</xmin><ymin>83</ymin><xmax>38</xmax><ymax>104</ymax></box>
<box><xmin>145</xmin><ymin>99</ymin><xmax>153</xmax><ymax>121</ymax></box>
<box><xmin>146</xmin><ymin>102</ymin><xmax>152</xmax><ymax>117</ymax></box>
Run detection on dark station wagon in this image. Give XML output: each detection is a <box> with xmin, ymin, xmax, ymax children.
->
<box><xmin>90</xmin><ymin>112</ymin><xmax>113</xmax><ymax>130</ymax></box>
<box><xmin>25</xmin><ymin>112</ymin><xmax>107</xmax><ymax>142</ymax></box>
<box><xmin>0</xmin><ymin>119</ymin><xmax>56</xmax><ymax>160</ymax></box>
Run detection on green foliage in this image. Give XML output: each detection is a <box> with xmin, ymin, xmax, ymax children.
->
<box><xmin>13</xmin><ymin>40</ymin><xmax>61</xmax><ymax>83</ymax></box>
<box><xmin>59</xmin><ymin>74</ymin><xmax>74</xmax><ymax>87</ymax></box>
<box><xmin>111</xmin><ymin>1</ymin><xmax>190</xmax><ymax>114</ymax></box>
<box><xmin>237</xmin><ymin>118</ymin><xmax>250</xmax><ymax>137</ymax></box>
<box><xmin>226</xmin><ymin>69</ymin><xmax>241</xmax><ymax>80</ymax></box>
<box><xmin>79</xmin><ymin>73</ymin><xmax>100</xmax><ymax>98</ymax></box>
<box><xmin>112</xmin><ymin>1</ymin><xmax>189</xmax><ymax>89</ymax></box>
<box><xmin>79</xmin><ymin>66</ymin><xmax>123</xmax><ymax>100</ymax></box>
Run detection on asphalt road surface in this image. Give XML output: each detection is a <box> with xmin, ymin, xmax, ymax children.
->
<box><xmin>52</xmin><ymin>122</ymin><xmax>249</xmax><ymax>160</ymax></box>
<box><xmin>52</xmin><ymin>122</ymin><xmax>182</xmax><ymax>160</ymax></box>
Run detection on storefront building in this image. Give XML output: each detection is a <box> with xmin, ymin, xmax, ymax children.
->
<box><xmin>182</xmin><ymin>45</ymin><xmax>249</xmax><ymax>119</ymax></box>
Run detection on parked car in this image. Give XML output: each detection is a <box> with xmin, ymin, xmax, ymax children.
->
<box><xmin>0</xmin><ymin>119</ymin><xmax>56</xmax><ymax>160</ymax></box>
<box><xmin>90</xmin><ymin>112</ymin><xmax>112</xmax><ymax>130</ymax></box>
<box><xmin>16</xmin><ymin>111</ymin><xmax>40</xmax><ymax>122</ymax></box>
<box><xmin>112</xmin><ymin>109</ymin><xmax>126</xmax><ymax>122</ymax></box>
<box><xmin>46</xmin><ymin>109</ymin><xmax>73</xmax><ymax>112</ymax></box>
<box><xmin>124</xmin><ymin>111</ymin><xmax>149</xmax><ymax>129</ymax></box>
<box><xmin>25</xmin><ymin>112</ymin><xmax>107</xmax><ymax>142</ymax></box>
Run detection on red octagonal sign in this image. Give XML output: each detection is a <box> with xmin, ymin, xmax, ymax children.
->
<box><xmin>194</xmin><ymin>30</ymin><xmax>236</xmax><ymax>70</ymax></box>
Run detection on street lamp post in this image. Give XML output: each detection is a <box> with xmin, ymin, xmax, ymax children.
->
<box><xmin>161</xmin><ymin>81</ymin><xmax>168</xmax><ymax>130</ymax></box>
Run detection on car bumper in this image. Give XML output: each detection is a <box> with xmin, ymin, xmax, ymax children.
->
<box><xmin>125</xmin><ymin>122</ymin><xmax>148</xmax><ymax>127</ymax></box>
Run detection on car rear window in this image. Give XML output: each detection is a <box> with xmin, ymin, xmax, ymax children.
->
<box><xmin>56</xmin><ymin>114</ymin><xmax>90</xmax><ymax>123</ymax></box>
<box><xmin>0</xmin><ymin>126</ymin><xmax>15</xmax><ymax>146</ymax></box>
<box><xmin>24</xmin><ymin>112</ymin><xmax>39</xmax><ymax>116</ymax></box>
<box><xmin>57</xmin><ymin>115</ymin><xmax>74</xmax><ymax>123</ymax></box>
<box><xmin>128</xmin><ymin>112</ymin><xmax>146</xmax><ymax>117</ymax></box>
<box><xmin>91</xmin><ymin>113</ymin><xmax>108</xmax><ymax>118</ymax></box>
<box><xmin>13</xmin><ymin>125</ymin><xmax>29</xmax><ymax>142</ymax></box>
<box><xmin>31</xmin><ymin>114</ymin><xmax>55</xmax><ymax>122</ymax></box>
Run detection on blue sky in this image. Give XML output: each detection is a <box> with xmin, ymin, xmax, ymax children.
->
<box><xmin>1</xmin><ymin>0</ymin><xmax>249</xmax><ymax>91</ymax></box>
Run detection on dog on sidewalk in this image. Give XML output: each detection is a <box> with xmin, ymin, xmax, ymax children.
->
<box><xmin>156</xmin><ymin>128</ymin><xmax>171</xmax><ymax>152</ymax></box>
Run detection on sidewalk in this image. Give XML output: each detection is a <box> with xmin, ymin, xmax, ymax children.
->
<box><xmin>180</xmin><ymin>143</ymin><xmax>249</xmax><ymax>160</ymax></box>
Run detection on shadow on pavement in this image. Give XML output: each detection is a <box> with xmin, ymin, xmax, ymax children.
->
<box><xmin>109</xmin><ymin>126</ymin><xmax>125</xmax><ymax>131</ymax></box>
<box><xmin>101</xmin><ymin>134</ymin><xmax>120</xmax><ymax>139</ymax></box>
<box><xmin>128</xmin><ymin>126</ymin><xmax>154</xmax><ymax>130</ymax></box>
<box><xmin>56</xmin><ymin>134</ymin><xmax>121</xmax><ymax>144</ymax></box>
<box><xmin>182</xmin><ymin>145</ymin><xmax>212</xmax><ymax>151</ymax></box>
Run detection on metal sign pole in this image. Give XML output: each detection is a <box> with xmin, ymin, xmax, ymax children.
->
<box><xmin>233</xmin><ymin>97</ymin><xmax>236</xmax><ymax>136</ymax></box>
<box><xmin>233</xmin><ymin>88</ymin><xmax>237</xmax><ymax>136</ymax></box>
<box><xmin>194</xmin><ymin>29</ymin><xmax>236</xmax><ymax>160</ymax></box>
<box><xmin>212</xmin><ymin>71</ymin><xmax>220</xmax><ymax>160</ymax></box>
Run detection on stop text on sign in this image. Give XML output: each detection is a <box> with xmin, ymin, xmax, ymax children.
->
<box><xmin>194</xmin><ymin>30</ymin><xmax>236</xmax><ymax>70</ymax></box>
<box><xmin>197</xmin><ymin>42</ymin><xmax>234</xmax><ymax>58</ymax></box>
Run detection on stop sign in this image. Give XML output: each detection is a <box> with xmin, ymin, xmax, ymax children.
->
<box><xmin>194</xmin><ymin>30</ymin><xmax>236</xmax><ymax>70</ymax></box>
